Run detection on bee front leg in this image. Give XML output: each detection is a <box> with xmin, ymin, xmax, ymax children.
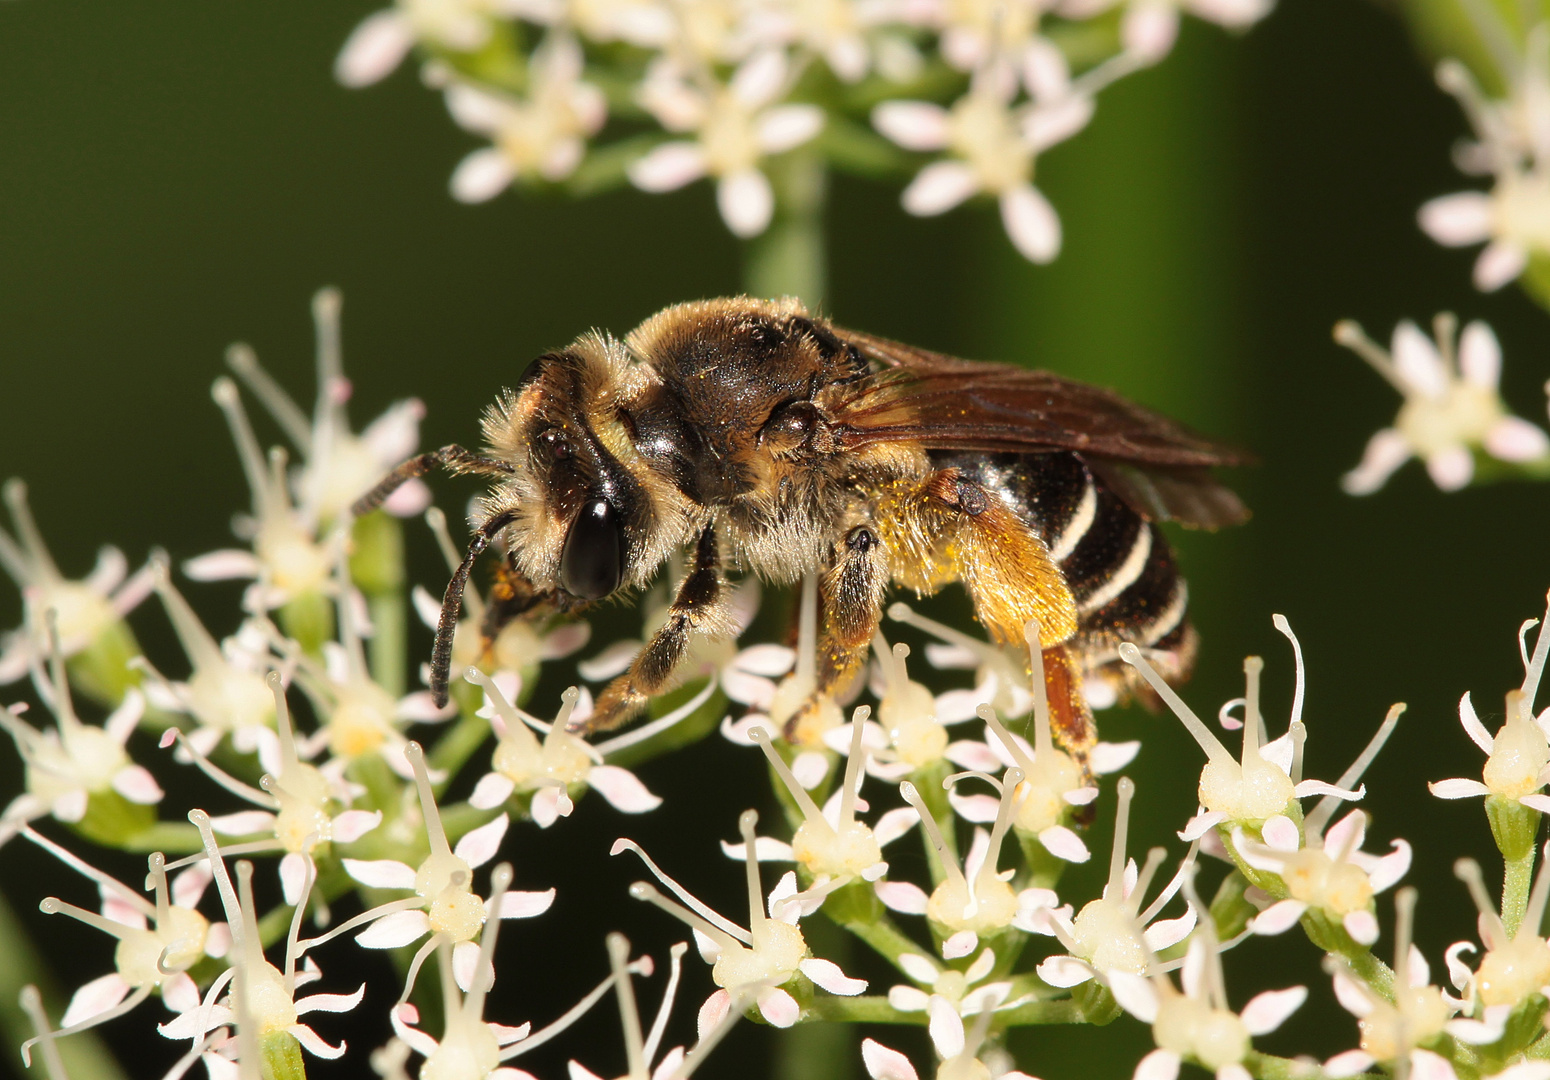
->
<box><xmin>575</xmin><ymin>524</ymin><xmax>729</xmax><ymax>735</ymax></box>
<box><xmin>784</xmin><ymin>521</ymin><xmax>889</xmax><ymax>743</ymax></box>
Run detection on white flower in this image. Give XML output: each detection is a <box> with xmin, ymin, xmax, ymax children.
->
<box><xmin>860</xmin><ymin>995</ymin><xmax>1041</xmax><ymax>1080</ymax></box>
<box><xmin>875</xmin><ymin>77</ymin><xmax>1088</xmax><ymax>262</ymax></box>
<box><xmin>0</xmin><ymin>478</ymin><xmax>154</xmax><ymax>687</ymax></box>
<box><xmin>1109</xmin><ymin>877</ymin><xmax>1305</xmax><ymax>1080</ymax></box>
<box><xmin>1336</xmin><ymin>316</ymin><xmax>1550</xmax><ymax>494</ymax></box>
<box><xmin>1114</xmin><ymin>0</ymin><xmax>1273</xmax><ymax>64</ymax></box>
<box><xmin>467</xmin><ymin>672</ymin><xmax>705</xmax><ymax>826</ymax></box>
<box><xmin>336</xmin><ymin>0</ymin><xmax>536</xmax><ymax>87</ymax></box>
<box><xmin>1324</xmin><ymin>888</ymin><xmax>1510</xmax><ymax>1080</ymax></box>
<box><xmin>1036</xmin><ymin>778</ymin><xmax>1197</xmax><ymax>990</ymax></box>
<box><xmin>445</xmin><ymin>36</ymin><xmax>608</xmax><ymax>199</ymax></box>
<box><xmin>328</xmin><ymin>743</ymin><xmax>553</xmax><ymax>994</ymax></box>
<box><xmin>0</xmin><ymin>652</ymin><xmax>161</xmax><ymax>843</ymax></box>
<box><xmin>629</xmin><ymin>51</ymin><xmax>825</xmax><ymax>237</ymax></box>
<box><xmin>616</xmin><ymin>808</ymin><xmax>867</xmax><ymax>1029</ymax></box>
<box><xmin>1449</xmin><ymin>851</ymin><xmax>1550</xmax><ymax>1010</ymax></box>
<box><xmin>25</xmin><ymin>831</ymin><xmax>226</xmax><ymax>1042</ymax></box>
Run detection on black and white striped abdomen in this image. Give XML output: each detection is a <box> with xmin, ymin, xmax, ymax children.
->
<box><xmin>932</xmin><ymin>450</ymin><xmax>1194</xmax><ymax>675</ymax></box>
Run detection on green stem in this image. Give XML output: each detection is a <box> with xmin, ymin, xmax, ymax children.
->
<box><xmin>1246</xmin><ymin>1052</ymin><xmax>1328</xmax><ymax>1080</ymax></box>
<box><xmin>985</xmin><ymin>999</ymin><xmax>1086</xmax><ymax>1026</ymax></box>
<box><xmin>836</xmin><ymin>910</ymin><xmax>934</xmax><ymax>976</ymax></box>
<box><xmin>806</xmin><ymin>997</ymin><xmax>922</xmax><ymax>1024</ymax></box>
<box><xmin>122</xmin><ymin>821</ymin><xmax>205</xmax><ymax>854</ymax></box>
<box><xmin>1504</xmin><ymin>843</ymin><xmax>1537</xmax><ymax>940</ymax></box>
<box><xmin>368</xmin><ymin>591</ymin><xmax>407</xmax><ymax>700</ymax></box>
<box><xmin>743</xmin><ymin>149</ymin><xmax>828</xmax><ymax>306</ymax></box>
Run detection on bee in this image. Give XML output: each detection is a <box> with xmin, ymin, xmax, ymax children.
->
<box><xmin>355</xmin><ymin>297</ymin><xmax>1248</xmax><ymax>755</ymax></box>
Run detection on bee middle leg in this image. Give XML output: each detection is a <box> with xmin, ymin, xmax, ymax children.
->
<box><xmin>575</xmin><ymin>523</ymin><xmax>730</xmax><ymax>735</ymax></box>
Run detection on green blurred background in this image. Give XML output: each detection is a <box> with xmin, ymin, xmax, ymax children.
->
<box><xmin>1</xmin><ymin>0</ymin><xmax>1548</xmax><ymax>1077</ymax></box>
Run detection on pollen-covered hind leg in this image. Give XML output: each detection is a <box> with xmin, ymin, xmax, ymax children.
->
<box><xmin>1038</xmin><ymin>642</ymin><xmax>1097</xmax><ymax>764</ymax></box>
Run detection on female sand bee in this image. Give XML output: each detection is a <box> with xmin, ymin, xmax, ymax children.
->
<box><xmin>356</xmin><ymin>297</ymin><xmax>1247</xmax><ymax>755</ymax></box>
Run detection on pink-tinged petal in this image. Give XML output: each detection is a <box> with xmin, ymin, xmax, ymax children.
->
<box><xmin>1487</xmin><ymin>1062</ymin><xmax>1550</xmax><ymax>1080</ymax></box>
<box><xmin>941</xmin><ymin>931</ymin><xmax>978</xmax><ymax>959</ymax></box>
<box><xmin>490</xmin><ymin>1021</ymin><xmax>531</xmax><ymax>1047</ymax></box>
<box><xmin>791</xmin><ymin>751</ymin><xmax>829</xmax><ymax>790</ymax></box>
<box><xmin>1426</xmin><ymin>445</ymin><xmax>1475</xmax><ymax>491</ymax></box>
<box><xmin>398</xmin><ymin>691</ymin><xmax>456</xmax><ymax>722</ymax></box>
<box><xmin>1487</xmin><ymin>416</ymin><xmax>1550</xmax><ymax>462</ymax></box>
<box><xmin>209</xmin><ymin>810</ymin><xmax>277</xmax><ymax>836</ymax></box>
<box><xmin>1445</xmin><ymin>941</ymin><xmax>1477</xmax><ymax>992</ymax></box>
<box><xmin>862</xmin><ymin>1038</ymin><xmax>920</xmax><ymax>1080</ymax></box>
<box><xmin>331</xmin><ymin>809</ymin><xmax>382</xmax><ymax>843</ymax></box>
<box><xmin>112</xmin><ymin>766</ymin><xmax>163</xmax><ymax>804</ymax></box>
<box><xmin>721</xmin><ymin>837</ymin><xmax>796</xmax><ymax>861</ymax></box>
<box><xmin>629</xmin><ymin>143</ymin><xmax>708</xmax><ymax>193</ymax></box>
<box><xmin>356</xmin><ymin>909</ymin><xmax>431</xmax><ymax>949</ymax></box>
<box><xmin>1342</xmin><ymin>909</ymin><xmax>1379</xmax><ymax>946</ymax></box>
<box><xmin>1447</xmin><ymin>1015</ymin><xmax>1508</xmax><ymax>1045</ymax></box>
<box><xmin>927</xmin><ymin>996</ymin><xmax>966</xmax><ymax>1058</ymax></box>
<box><xmin>497</xmin><ymin>889</ymin><xmax>556</xmax><ymax>919</ymax></box>
<box><xmin>445</xmin><ymin>83</ymin><xmax>510</xmax><ymax>133</ymax></box>
<box><xmin>718</xmin><ymin>170</ymin><xmax>775</xmax><ymax>239</ymax></box>
<box><xmin>382</xmin><ymin>476</ymin><xmax>431</xmax><ymax>517</ymax></box>
<box><xmin>1430</xmin><ymin>777</ymin><xmax>1491</xmax><ymax>799</ymax></box>
<box><xmin>1294</xmin><ymin>778</ymin><xmax>1365</xmax><ymax>802</ymax></box>
<box><xmin>335</xmin><ymin>10</ymin><xmax>415</xmax><ymax>87</ymax></box>
<box><xmin>1108</xmin><ymin>970</ymin><xmax>1159</xmax><ymax>1023</ymax></box>
<box><xmin>454</xmin><ymin>940</ymin><xmax>482</xmax><ymax>992</ymax></box>
<box><xmin>873</xmin><ymin>807</ymin><xmax>920</xmax><ymax>847</ymax></box>
<box><xmin>579</xmin><ymin>640</ymin><xmax>640</xmax><ymax>681</ymax></box>
<box><xmin>1330</xmin><ymin>968</ymin><xmax>1374</xmax><ymax>1018</ymax></box>
<box><xmin>1038</xmin><ymin>825</ymin><xmax>1090</xmax><ymax>863</ymax></box>
<box><xmin>162</xmin><ymin>973</ymin><xmax>201</xmax><ymax>1013</ymax></box>
<box><xmin>1179</xmin><ymin>810</ymin><xmax>1225</xmax><ymax>841</ymax></box>
<box><xmin>731</xmin><ymin>50</ymin><xmax>788</xmax><ymax>107</ymax></box>
<box><xmin>758</xmin><ymin>106</ymin><xmax>824</xmax><ymax>154</ymax></box>
<box><xmin>296</xmin><ymin>984</ymin><xmax>366</xmax><ymax>1015</ymax></box>
<box><xmin>342</xmin><ymin>858</ymin><xmax>417</xmax><ymax>890</ymax></box>
<box><xmin>903</xmin><ymin>162</ymin><xmax>979</xmax><ymax>216</ymax></box>
<box><xmin>62</xmin><ymin>974</ymin><xmax>131</xmax><ymax>1027</ymax></box>
<box><xmin>182</xmin><ymin>550</ymin><xmax>263</xmax><ymax>582</ymax></box>
<box><xmin>1419</xmin><ymin>192</ymin><xmax>1493</xmax><ymax>246</ymax></box>
<box><xmin>530</xmin><ymin>785</ymin><xmax>573</xmax><ymax>828</ymax></box>
<box><xmin>1476</xmin><ymin>240</ymin><xmax>1529</xmax><ymax>291</ymax></box>
<box><xmin>721</xmin><ymin>668</ymin><xmax>776</xmax><ymax>708</ymax></box>
<box><xmin>570</xmin><ymin>1064</ymin><xmax>606</xmax><ymax>1080</ymax></box>
<box><xmin>1459</xmin><ymin>320</ymin><xmax>1502</xmax><ymax>388</ymax></box>
<box><xmin>1343</xmin><ymin>428</ymin><xmax>1412</xmax><ymax>496</ymax></box>
<box><xmin>1065</xmin><ymin>786</ymin><xmax>1099</xmax><ymax>806</ymax></box>
<box><xmin>454</xmin><ymin>812</ymin><xmax>509</xmax><ymax>867</ymax></box>
<box><xmin>1036</xmin><ymin>956</ymin><xmax>1096</xmax><ymax>988</ymax></box>
<box><xmin>100</xmin><ymin>892</ymin><xmax>144</xmax><ymax>929</ymax></box>
<box><xmin>934</xmin><ymin>690</ymin><xmax>985</xmax><ymax>723</ymax></box>
<box><xmin>470</xmin><ymin>772</ymin><xmax>517</xmax><ymax>811</ymax></box>
<box><xmin>891</xmin><ymin>987</ymin><xmax>934</xmax><ymax>1016</ymax></box>
<box><xmin>801</xmin><ymin>958</ymin><xmax>867</xmax><ymax>995</ymax></box>
<box><xmin>587</xmin><ymin>764</ymin><xmax>661</xmax><ymax>813</ymax></box>
<box><xmin>1240</xmin><ymin>986</ymin><xmax>1306</xmax><ymax>1035</ymax></box>
<box><xmin>698</xmin><ymin>990</ymin><xmax>731</xmax><ymax>1040</ymax></box>
<box><xmin>1123</xmin><ymin>3</ymin><xmax>1178</xmax><ymax>62</ymax></box>
<box><xmin>1022</xmin><ymin>36</ymin><xmax>1070</xmax><ymax>98</ymax></box>
<box><xmin>1145</xmin><ymin>908</ymin><xmax>1198</xmax><ymax>951</ymax></box>
<box><xmin>411</xmin><ymin>586</ymin><xmax>443</xmax><ymax>631</ymax></box>
<box><xmin>649</xmin><ymin>1051</ymin><xmax>685</xmax><ymax>1080</ymax></box>
<box><xmin>1000</xmin><ymin>185</ymin><xmax>1060</xmax><ymax>263</ymax></box>
<box><xmin>51</xmin><ymin>789</ymin><xmax>88</xmax><ymax>823</ymax></box>
<box><xmin>1392</xmin><ymin>320</ymin><xmax>1448</xmax><ymax>397</ymax></box>
<box><xmin>875</xmin><ymin>880</ymin><xmax>929</xmax><ymax>914</ymax></box>
<box><xmin>735</xmin><ymin>644</ymin><xmax>796</xmax><ymax>677</ymax></box>
<box><xmin>948</xmin><ymin>790</ymin><xmax>1000</xmax><ymax>823</ymax></box>
<box><xmin>1368</xmin><ymin>839</ymin><xmax>1413</xmax><ymax>893</ymax></box>
<box><xmin>1410</xmin><ymin>1049</ymin><xmax>1461</xmax><ymax>1080</ymax></box>
<box><xmin>1324</xmin><ymin>1050</ymin><xmax>1376</xmax><ymax>1079</ymax></box>
<box><xmin>451</xmin><ymin>148</ymin><xmax>516</xmax><ymax>204</ymax></box>
<box><xmin>540</xmin><ymin>622</ymin><xmax>591</xmax><ymax>660</ymax></box>
<box><xmin>1217</xmin><ymin>1067</ymin><xmax>1252</xmax><ymax>1080</ymax></box>
<box><xmin>897</xmin><ymin>952</ymin><xmax>939</xmax><ymax>983</ymax></box>
<box><xmin>873</xmin><ymin>101</ymin><xmax>951</xmax><ymax>150</ymax></box>
<box><xmin>85</xmin><ymin>545</ymin><xmax>129</xmax><ymax>595</ymax></box>
<box><xmin>1089</xmin><ymin>741</ymin><xmax>1140</xmax><ymax>774</ymax></box>
<box><xmin>1250</xmin><ymin>900</ymin><xmax>1307</xmax><ymax>936</ymax></box>
<box><xmin>1023</xmin><ymin>95</ymin><xmax>1093</xmax><ymax>153</ymax></box>
<box><xmin>104</xmin><ymin>690</ymin><xmax>145</xmax><ymax>744</ymax></box>
<box><xmin>280</xmin><ymin>853</ymin><xmax>309</xmax><ymax>907</ymax></box>
<box><xmin>1134</xmin><ymin>1049</ymin><xmax>1181</xmax><ymax>1080</ymax></box>
<box><xmin>1521</xmin><ymin>794</ymin><xmax>1550</xmax><ymax>812</ymax></box>
<box><xmin>290</xmin><ymin>1023</ymin><xmax>346</xmax><ymax>1059</ymax></box>
<box><xmin>757</xmin><ymin>987</ymin><xmax>800</xmax><ymax>1028</ymax></box>
<box><xmin>1260</xmin><ymin>814</ymin><xmax>1301</xmax><ymax>852</ymax></box>
<box><xmin>1459</xmin><ymin>692</ymin><xmax>1494</xmax><ymax>752</ymax></box>
<box><xmin>943</xmin><ymin>740</ymin><xmax>1003</xmax><ymax>772</ymax></box>
<box><xmin>205</xmin><ymin>922</ymin><xmax>232</xmax><ymax>958</ymax></box>
<box><xmin>1407</xmin><ymin>944</ymin><xmax>1432</xmax><ymax>988</ymax></box>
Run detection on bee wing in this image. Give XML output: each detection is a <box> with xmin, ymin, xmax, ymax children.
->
<box><xmin>828</xmin><ymin>328</ymin><xmax>1252</xmax><ymax>528</ymax></box>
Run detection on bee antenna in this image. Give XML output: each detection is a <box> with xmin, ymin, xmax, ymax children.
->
<box><xmin>432</xmin><ymin>508</ymin><xmax>518</xmax><ymax>707</ymax></box>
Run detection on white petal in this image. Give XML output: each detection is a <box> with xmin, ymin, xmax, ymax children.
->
<box><xmin>332</xmin><ymin>809</ymin><xmax>382</xmax><ymax>843</ymax></box>
<box><xmin>1411</xmin><ymin>1049</ymin><xmax>1461</xmax><ymax>1080</ymax></box>
<box><xmin>736</xmin><ymin>644</ymin><xmax>797</xmax><ymax>677</ymax></box>
<box><xmin>452</xmin><ymin>940</ymin><xmax>483</xmax><ymax>992</ymax></box>
<box><xmin>498</xmin><ymin>889</ymin><xmax>557</xmax><ymax>919</ymax></box>
<box><xmin>1240</xmin><ymin>986</ymin><xmax>1306</xmax><ymax>1035</ymax></box>
<box><xmin>1179</xmin><ymin>810</ymin><xmax>1225</xmax><ymax>841</ymax></box>
<box><xmin>469</xmin><ymin>772</ymin><xmax>516</xmax><ymax>810</ymax></box>
<box><xmin>1459</xmin><ymin>321</ymin><xmax>1502</xmax><ymax>388</ymax></box>
<box><xmin>948</xmin><ymin>791</ymin><xmax>1000</xmax><ymax>823</ymax></box>
<box><xmin>398</xmin><ymin>691</ymin><xmax>456</xmax><ymax>721</ymax></box>
<box><xmin>1430</xmin><ymin>777</ymin><xmax>1492</xmax><ymax>799</ymax></box>
<box><xmin>1038</xmin><ymin>825</ymin><xmax>1090</xmax><ymax>862</ymax></box>
<box><xmin>721</xmin><ymin>837</ymin><xmax>795</xmax><ymax>861</ymax></box>
<box><xmin>290</xmin><ymin>1023</ymin><xmax>346</xmax><ymax>1059</ymax></box>
<box><xmin>1022</xmin><ymin>37</ymin><xmax>1071</xmax><ymax>99</ymax></box>
<box><xmin>1475</xmin><ymin>240</ymin><xmax>1529</xmax><ymax>291</ymax></box>
<box><xmin>1426</xmin><ymin>445</ymin><xmax>1475</xmax><ymax>491</ymax></box>
<box><xmin>943</xmin><ymin>740</ymin><xmax>1003</xmax><ymax>772</ymax></box>
<box><xmin>1089</xmin><ymin>741</ymin><xmax>1140</xmax><ymax>773</ymax></box>
<box><xmin>1486</xmin><ymin>417</ymin><xmax>1550</xmax><ymax>462</ymax></box>
<box><xmin>1393</xmin><ymin>320</ymin><xmax>1449</xmax><ymax>397</ymax></box>
<box><xmin>1343</xmin><ymin>428</ymin><xmax>1412</xmax><ymax>495</ymax></box>
<box><xmin>62</xmin><ymin>974</ymin><xmax>131</xmax><ymax>1027</ymax></box>
<box><xmin>182</xmin><ymin>550</ymin><xmax>263</xmax><ymax>582</ymax></box>
<box><xmin>889</xmin><ymin>985</ymin><xmax>931</xmax><ymax>1011</ymax></box>
<box><xmin>902</xmin><ymin>162</ymin><xmax>979</xmax><ymax>216</ymax></box>
<box><xmin>1487</xmin><ymin>1061</ymin><xmax>1550</xmax><ymax>1080</ymax></box>
<box><xmin>1367</xmin><ymin>839</ymin><xmax>1413</xmax><ymax>893</ymax></box>
<box><xmin>628</xmin><ymin>143</ymin><xmax>707</xmax><ymax>193</ymax></box>
<box><xmin>540</xmin><ymin>621</ymin><xmax>591</xmax><ymax>660</ymax></box>
<box><xmin>335</xmin><ymin>11</ymin><xmax>415</xmax><ymax>87</ymax></box>
<box><xmin>791</xmin><ymin>750</ymin><xmax>830</xmax><ymax>790</ymax></box>
<box><xmin>451</xmin><ymin>148</ymin><xmax>516</xmax><ymax>203</ymax></box>
<box><xmin>342</xmin><ymin>858</ymin><xmax>417</xmax><ymax>890</ymax></box>
<box><xmin>1036</xmin><ymin>956</ymin><xmax>1096</xmax><ymax>987</ymax></box>
<box><xmin>112</xmin><ymin>766</ymin><xmax>163</xmax><ymax>804</ymax></box>
<box><xmin>1000</xmin><ymin>185</ymin><xmax>1062</xmax><ymax>263</ymax></box>
<box><xmin>280</xmin><ymin>853</ymin><xmax>309</xmax><ymax>907</ymax></box>
<box><xmin>757</xmin><ymin>987</ymin><xmax>800</xmax><ymax>1028</ymax></box>
<box><xmin>872</xmin><ymin>101</ymin><xmax>951</xmax><ymax>150</ymax></box>
<box><xmin>1144</xmin><ymin>909</ymin><xmax>1197</xmax><ymax>951</ymax></box>
<box><xmin>1249</xmin><ymin>900</ymin><xmax>1307</xmax><ymax>936</ymax></box>
<box><xmin>717</xmin><ymin>170</ymin><xmax>775</xmax><ymax>238</ymax></box>
<box><xmin>873</xmin><ymin>807</ymin><xmax>920</xmax><ymax>847</ymax></box>
<box><xmin>1324</xmin><ymin>1051</ymin><xmax>1376</xmax><ymax>1078</ymax></box>
<box><xmin>875</xmin><ymin>880</ymin><xmax>929</xmax><ymax>914</ymax></box>
<box><xmin>1108</xmin><ymin>970</ymin><xmax>1159</xmax><ymax>1023</ymax></box>
<box><xmin>731</xmin><ymin>50</ymin><xmax>788</xmax><ymax>107</ymax></box>
<box><xmin>1459</xmin><ymin>692</ymin><xmax>1494</xmax><ymax>752</ymax></box>
<box><xmin>296</xmin><ymin>984</ymin><xmax>367</xmax><ymax>1015</ymax></box>
<box><xmin>927</xmin><ymin>996</ymin><xmax>966</xmax><ymax>1058</ymax></box>
<box><xmin>587</xmin><ymin>765</ymin><xmax>661</xmax><ymax>813</ymax></box>
<box><xmin>1123</xmin><ymin>4</ymin><xmax>1179</xmax><ymax>62</ymax></box>
<box><xmin>1445</xmin><ymin>941</ymin><xmax>1477</xmax><ymax>991</ymax></box>
<box><xmin>1342</xmin><ymin>910</ymin><xmax>1379</xmax><ymax>946</ymax></box>
<box><xmin>800</xmin><ymin>958</ymin><xmax>866</xmax><ymax>995</ymax></box>
<box><xmin>1293</xmin><ymin>779</ymin><xmax>1363</xmax><ymax>801</ymax></box>
<box><xmin>1418</xmin><ymin>191</ymin><xmax>1494</xmax><ymax>246</ymax></box>
<box><xmin>1022</xmin><ymin>96</ymin><xmax>1093</xmax><ymax>153</ymax></box>
<box><xmin>697</xmin><ymin>990</ymin><xmax>730</xmax><ymax>1040</ymax></box>
<box><xmin>208</xmin><ymin>810</ymin><xmax>277</xmax><ymax>836</ymax></box>
<box><xmin>861</xmin><ymin>1038</ymin><xmax>920</xmax><ymax>1080</ymax></box>
<box><xmin>898</xmin><ymin>953</ymin><xmax>939</xmax><ymax>983</ymax></box>
<box><xmin>1260</xmin><ymin>814</ymin><xmax>1301</xmax><ymax>852</ymax></box>
<box><xmin>356</xmin><ymin>909</ymin><xmax>431</xmax><ymax>949</ymax></box>
<box><xmin>579</xmin><ymin>640</ymin><xmax>641</xmax><ymax>681</ymax></box>
<box><xmin>941</xmin><ymin>931</ymin><xmax>978</xmax><ymax>959</ymax></box>
<box><xmin>454</xmin><ymin>812</ymin><xmax>509</xmax><ymax>867</ymax></box>
<box><xmin>758</xmin><ymin>106</ymin><xmax>824</xmax><ymax>154</ymax></box>
<box><xmin>1447</xmin><ymin>1015</ymin><xmax>1508</xmax><ymax>1045</ymax></box>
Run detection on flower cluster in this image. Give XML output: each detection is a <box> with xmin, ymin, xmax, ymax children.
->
<box><xmin>333</xmin><ymin>0</ymin><xmax>1276</xmax><ymax>259</ymax></box>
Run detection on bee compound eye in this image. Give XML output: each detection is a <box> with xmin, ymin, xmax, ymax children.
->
<box><xmin>559</xmin><ymin>498</ymin><xmax>624</xmax><ymax>601</ymax></box>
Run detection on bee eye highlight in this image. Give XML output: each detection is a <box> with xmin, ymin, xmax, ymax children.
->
<box><xmin>539</xmin><ymin>429</ymin><xmax>572</xmax><ymax>460</ymax></box>
<box><xmin>559</xmin><ymin>498</ymin><xmax>624</xmax><ymax>601</ymax></box>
